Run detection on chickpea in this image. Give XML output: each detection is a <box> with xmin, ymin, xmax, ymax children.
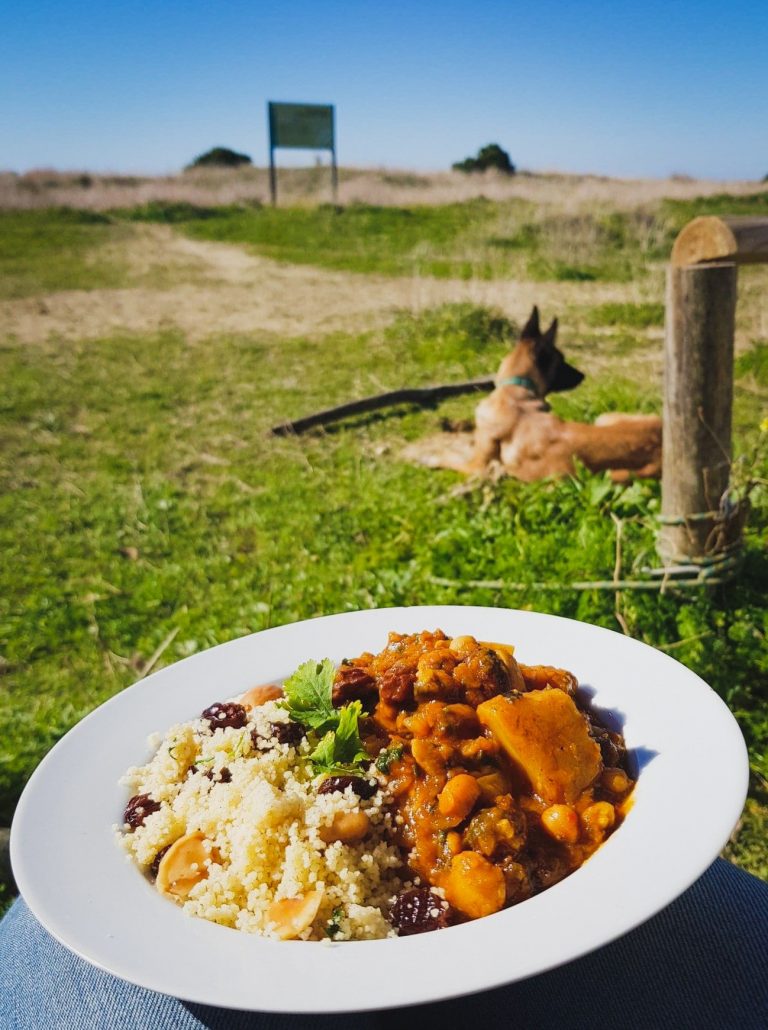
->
<box><xmin>438</xmin><ymin>774</ymin><xmax>481</xmax><ymax>822</ymax></box>
<box><xmin>541</xmin><ymin>804</ymin><xmax>580</xmax><ymax>844</ymax></box>
<box><xmin>581</xmin><ymin>801</ymin><xmax>616</xmax><ymax>841</ymax></box>
<box><xmin>444</xmin><ymin>851</ymin><xmax>506</xmax><ymax>919</ymax></box>
<box><xmin>318</xmin><ymin>811</ymin><xmax>370</xmax><ymax>844</ymax></box>
<box><xmin>601</xmin><ymin>767</ymin><xmax>631</xmax><ymax>795</ymax></box>
<box><xmin>267</xmin><ymin>891</ymin><xmax>324</xmax><ymax>940</ymax></box>
<box><xmin>449</xmin><ymin>635</ymin><xmax>478</xmax><ymax>655</ymax></box>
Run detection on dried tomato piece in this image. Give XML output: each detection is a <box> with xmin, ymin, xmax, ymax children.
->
<box><xmin>201</xmin><ymin>701</ymin><xmax>248</xmax><ymax>731</ymax></box>
<box><xmin>123</xmin><ymin>793</ymin><xmax>161</xmax><ymax>830</ymax></box>
<box><xmin>390</xmin><ymin>888</ymin><xmax>451</xmax><ymax>936</ymax></box>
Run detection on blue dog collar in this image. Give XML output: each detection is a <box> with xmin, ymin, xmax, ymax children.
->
<box><xmin>497</xmin><ymin>375</ymin><xmax>538</xmax><ymax>394</ymax></box>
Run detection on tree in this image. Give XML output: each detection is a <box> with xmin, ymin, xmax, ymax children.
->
<box><xmin>452</xmin><ymin>143</ymin><xmax>515</xmax><ymax>175</ymax></box>
<box><xmin>186</xmin><ymin>147</ymin><xmax>253</xmax><ymax>170</ymax></box>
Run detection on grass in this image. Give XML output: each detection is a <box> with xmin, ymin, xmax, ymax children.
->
<box><xmin>132</xmin><ymin>200</ymin><xmax>515</xmax><ymax>279</ymax></box>
<box><xmin>1</xmin><ymin>305</ymin><xmax>767</xmax><ymax>908</ymax></box>
<box><xmin>663</xmin><ymin>190</ymin><xmax>768</xmax><ymax>229</ymax></box>
<box><xmin>586</xmin><ymin>302</ymin><xmax>665</xmax><ymax>329</ymax></box>
<box><xmin>735</xmin><ymin>340</ymin><xmax>768</xmax><ymax>386</ymax></box>
<box><xmin>112</xmin><ymin>200</ymin><xmax>669</xmax><ymax>283</ymax></box>
<box><xmin>0</xmin><ymin>208</ymin><xmax>130</xmax><ymax>299</ymax></box>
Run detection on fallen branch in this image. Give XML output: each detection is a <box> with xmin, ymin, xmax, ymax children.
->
<box><xmin>135</xmin><ymin>626</ymin><xmax>180</xmax><ymax>681</ymax></box>
<box><xmin>429</xmin><ymin>575</ymin><xmax>734</xmax><ymax>591</ymax></box>
<box><xmin>269</xmin><ymin>377</ymin><xmax>495</xmax><ymax>437</ymax></box>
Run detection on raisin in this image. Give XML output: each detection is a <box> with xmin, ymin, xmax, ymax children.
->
<box><xmin>271</xmin><ymin>721</ymin><xmax>304</xmax><ymax>746</ymax></box>
<box><xmin>123</xmin><ymin>793</ymin><xmax>161</xmax><ymax>829</ymax></box>
<box><xmin>201</xmin><ymin>701</ymin><xmax>248</xmax><ymax>730</ymax></box>
<box><xmin>332</xmin><ymin>666</ymin><xmax>378</xmax><ymax>708</ymax></box>
<box><xmin>317</xmin><ymin>775</ymin><xmax>378</xmax><ymax>799</ymax></box>
<box><xmin>149</xmin><ymin>844</ymin><xmax>171</xmax><ymax>879</ymax></box>
<box><xmin>251</xmin><ymin>721</ymin><xmax>304</xmax><ymax>749</ymax></box>
<box><xmin>589</xmin><ymin>719</ymin><xmax>626</xmax><ymax>768</ymax></box>
<box><xmin>205</xmin><ymin>766</ymin><xmax>231</xmax><ymax>783</ymax></box>
<box><xmin>390</xmin><ymin>888</ymin><xmax>451</xmax><ymax>936</ymax></box>
<box><xmin>379</xmin><ymin>664</ymin><xmax>416</xmax><ymax>707</ymax></box>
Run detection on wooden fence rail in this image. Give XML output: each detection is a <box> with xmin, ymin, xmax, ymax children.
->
<box><xmin>658</xmin><ymin>216</ymin><xmax>768</xmax><ymax>568</ymax></box>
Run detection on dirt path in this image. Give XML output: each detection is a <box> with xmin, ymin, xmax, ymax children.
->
<box><xmin>0</xmin><ymin>225</ymin><xmax>658</xmax><ymax>346</ymax></box>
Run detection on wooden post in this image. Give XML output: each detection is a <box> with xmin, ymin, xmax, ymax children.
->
<box><xmin>269</xmin><ymin>145</ymin><xmax>277</xmax><ymax>207</ymax></box>
<box><xmin>659</xmin><ymin>263</ymin><xmax>737</xmax><ymax>562</ymax></box>
<box><xmin>658</xmin><ymin>216</ymin><xmax>768</xmax><ymax>567</ymax></box>
<box><xmin>330</xmin><ymin>143</ymin><xmax>338</xmax><ymax>206</ymax></box>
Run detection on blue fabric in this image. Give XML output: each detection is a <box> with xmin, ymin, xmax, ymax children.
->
<box><xmin>1</xmin><ymin>858</ymin><xmax>766</xmax><ymax>1029</ymax></box>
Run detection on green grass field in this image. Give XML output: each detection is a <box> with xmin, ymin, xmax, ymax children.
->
<box><xmin>0</xmin><ymin>209</ymin><xmax>130</xmax><ymax>299</ymax></box>
<box><xmin>1</xmin><ymin>197</ymin><xmax>767</xmax><ymax>913</ymax></box>
<box><xmin>118</xmin><ymin>198</ymin><xmax>670</xmax><ymax>282</ymax></box>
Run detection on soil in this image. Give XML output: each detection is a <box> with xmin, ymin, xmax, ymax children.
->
<box><xmin>0</xmin><ymin>226</ymin><xmax>642</xmax><ymax>345</ymax></box>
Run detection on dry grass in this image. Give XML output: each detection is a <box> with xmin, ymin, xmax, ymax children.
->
<box><xmin>1</xmin><ymin>165</ymin><xmax>765</xmax><ymax>213</ymax></box>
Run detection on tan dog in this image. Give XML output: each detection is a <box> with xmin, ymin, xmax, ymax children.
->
<box><xmin>414</xmin><ymin>306</ymin><xmax>662</xmax><ymax>482</ymax></box>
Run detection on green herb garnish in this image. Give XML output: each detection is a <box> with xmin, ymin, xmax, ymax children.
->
<box><xmin>281</xmin><ymin>658</ymin><xmax>338</xmax><ymax>732</ymax></box>
<box><xmin>325</xmin><ymin>905</ymin><xmax>344</xmax><ymax>938</ymax></box>
<box><xmin>309</xmin><ymin>701</ymin><xmax>368</xmax><ymax>775</ymax></box>
<box><xmin>282</xmin><ymin>658</ymin><xmax>369</xmax><ymax>775</ymax></box>
<box><xmin>232</xmin><ymin>732</ymin><xmax>248</xmax><ymax>760</ymax></box>
<box><xmin>375</xmin><ymin>744</ymin><xmax>404</xmax><ymax>774</ymax></box>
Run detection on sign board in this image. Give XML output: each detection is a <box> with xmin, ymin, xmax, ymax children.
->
<box><xmin>268</xmin><ymin>102</ymin><xmax>334</xmax><ymax>150</ymax></box>
<box><xmin>267</xmin><ymin>101</ymin><xmax>337</xmax><ymax>205</ymax></box>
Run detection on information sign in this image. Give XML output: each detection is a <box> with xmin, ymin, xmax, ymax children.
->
<box><xmin>267</xmin><ymin>101</ymin><xmax>337</xmax><ymax>205</ymax></box>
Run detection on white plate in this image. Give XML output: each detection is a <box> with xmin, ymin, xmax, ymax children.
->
<box><xmin>11</xmin><ymin>606</ymin><xmax>748</xmax><ymax>1013</ymax></box>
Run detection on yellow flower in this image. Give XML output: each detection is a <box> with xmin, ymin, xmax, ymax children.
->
<box><xmin>761</xmin><ymin>416</ymin><xmax>768</xmax><ymax>433</ymax></box>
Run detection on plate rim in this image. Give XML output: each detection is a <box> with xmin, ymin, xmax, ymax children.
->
<box><xmin>10</xmin><ymin>604</ymin><xmax>750</xmax><ymax>1013</ymax></box>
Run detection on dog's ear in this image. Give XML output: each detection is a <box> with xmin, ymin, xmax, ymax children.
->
<box><xmin>520</xmin><ymin>306</ymin><xmax>540</xmax><ymax>339</ymax></box>
<box><xmin>542</xmin><ymin>318</ymin><xmax>558</xmax><ymax>348</ymax></box>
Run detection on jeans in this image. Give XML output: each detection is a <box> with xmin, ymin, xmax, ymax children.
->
<box><xmin>1</xmin><ymin>858</ymin><xmax>766</xmax><ymax>1030</ymax></box>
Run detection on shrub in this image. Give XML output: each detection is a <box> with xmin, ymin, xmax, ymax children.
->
<box><xmin>115</xmin><ymin>201</ymin><xmax>229</xmax><ymax>223</ymax></box>
<box><xmin>186</xmin><ymin>147</ymin><xmax>253</xmax><ymax>170</ymax></box>
<box><xmin>453</xmin><ymin>143</ymin><xmax>515</xmax><ymax>175</ymax></box>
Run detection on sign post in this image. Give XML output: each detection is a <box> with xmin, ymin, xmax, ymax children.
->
<box><xmin>267</xmin><ymin>101</ymin><xmax>337</xmax><ymax>206</ymax></box>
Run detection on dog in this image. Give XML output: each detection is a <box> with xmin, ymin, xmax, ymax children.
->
<box><xmin>410</xmin><ymin>306</ymin><xmax>662</xmax><ymax>482</ymax></box>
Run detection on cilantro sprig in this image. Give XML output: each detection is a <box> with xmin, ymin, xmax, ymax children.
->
<box><xmin>309</xmin><ymin>701</ymin><xmax>368</xmax><ymax>774</ymax></box>
<box><xmin>281</xmin><ymin>659</ymin><xmax>369</xmax><ymax>776</ymax></box>
<box><xmin>282</xmin><ymin>659</ymin><xmax>338</xmax><ymax>733</ymax></box>
<box><xmin>375</xmin><ymin>743</ymin><xmax>404</xmax><ymax>774</ymax></box>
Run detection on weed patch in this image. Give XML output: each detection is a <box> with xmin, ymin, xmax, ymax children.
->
<box><xmin>664</xmin><ymin>191</ymin><xmax>768</xmax><ymax>230</ymax></box>
<box><xmin>0</xmin><ymin>208</ymin><xmax>128</xmax><ymax>299</ymax></box>
<box><xmin>587</xmin><ymin>302</ymin><xmax>665</xmax><ymax>328</ymax></box>
<box><xmin>735</xmin><ymin>341</ymin><xmax>768</xmax><ymax>387</ymax></box>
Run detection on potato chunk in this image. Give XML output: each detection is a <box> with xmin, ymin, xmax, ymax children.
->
<box><xmin>477</xmin><ymin>689</ymin><xmax>602</xmax><ymax>804</ymax></box>
<box><xmin>443</xmin><ymin>852</ymin><xmax>506</xmax><ymax>919</ymax></box>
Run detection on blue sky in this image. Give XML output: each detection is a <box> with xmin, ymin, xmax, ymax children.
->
<box><xmin>2</xmin><ymin>0</ymin><xmax>766</xmax><ymax>179</ymax></box>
